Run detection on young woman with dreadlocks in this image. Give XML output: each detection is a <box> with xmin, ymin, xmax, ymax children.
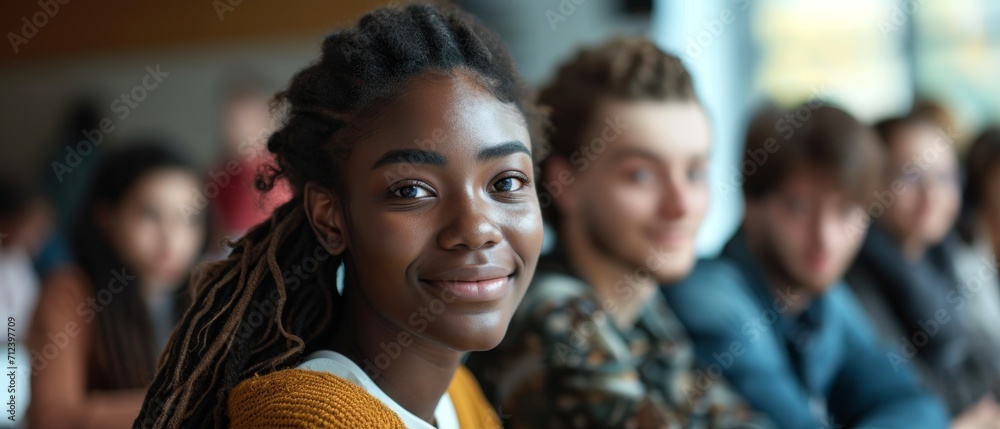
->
<box><xmin>134</xmin><ymin>4</ymin><xmax>547</xmax><ymax>429</ymax></box>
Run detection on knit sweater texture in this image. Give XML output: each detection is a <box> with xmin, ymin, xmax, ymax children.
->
<box><xmin>228</xmin><ymin>365</ymin><xmax>501</xmax><ymax>428</ymax></box>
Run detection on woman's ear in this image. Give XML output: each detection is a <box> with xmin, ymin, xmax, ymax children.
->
<box><xmin>303</xmin><ymin>182</ymin><xmax>347</xmax><ymax>255</ymax></box>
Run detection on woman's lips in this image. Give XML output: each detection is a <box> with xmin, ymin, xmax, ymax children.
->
<box><xmin>421</xmin><ymin>276</ymin><xmax>511</xmax><ymax>302</ymax></box>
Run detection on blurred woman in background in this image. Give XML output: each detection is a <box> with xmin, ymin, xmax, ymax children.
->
<box><xmin>27</xmin><ymin>143</ymin><xmax>208</xmax><ymax>429</ymax></box>
<box><xmin>208</xmin><ymin>74</ymin><xmax>292</xmax><ymax>258</ymax></box>
<box><xmin>846</xmin><ymin>114</ymin><xmax>1000</xmax><ymax>423</ymax></box>
<box><xmin>953</xmin><ymin>126</ymin><xmax>1000</xmax><ymax>383</ymax></box>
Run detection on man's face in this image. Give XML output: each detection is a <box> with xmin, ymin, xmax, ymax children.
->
<box><xmin>560</xmin><ymin>100</ymin><xmax>712</xmax><ymax>283</ymax></box>
<box><xmin>746</xmin><ymin>170</ymin><xmax>867</xmax><ymax>294</ymax></box>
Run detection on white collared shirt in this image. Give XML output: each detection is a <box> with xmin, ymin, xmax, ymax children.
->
<box><xmin>297</xmin><ymin>350</ymin><xmax>459</xmax><ymax>429</ymax></box>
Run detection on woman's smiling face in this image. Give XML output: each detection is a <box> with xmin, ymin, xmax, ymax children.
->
<box><xmin>313</xmin><ymin>70</ymin><xmax>544</xmax><ymax>352</ymax></box>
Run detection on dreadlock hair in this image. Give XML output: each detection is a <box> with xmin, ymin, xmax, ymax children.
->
<box><xmin>134</xmin><ymin>4</ymin><xmax>546</xmax><ymax>428</ymax></box>
<box><xmin>536</xmin><ymin>36</ymin><xmax>697</xmax><ymax>227</ymax></box>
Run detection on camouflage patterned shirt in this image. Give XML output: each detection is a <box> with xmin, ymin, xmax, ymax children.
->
<box><xmin>467</xmin><ymin>255</ymin><xmax>771</xmax><ymax>429</ymax></box>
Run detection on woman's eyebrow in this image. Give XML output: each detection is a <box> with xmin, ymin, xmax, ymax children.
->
<box><xmin>478</xmin><ymin>141</ymin><xmax>530</xmax><ymax>162</ymax></box>
<box><xmin>371</xmin><ymin>141</ymin><xmax>529</xmax><ymax>170</ymax></box>
<box><xmin>371</xmin><ymin>149</ymin><xmax>446</xmax><ymax>170</ymax></box>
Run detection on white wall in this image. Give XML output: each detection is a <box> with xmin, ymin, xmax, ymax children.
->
<box><xmin>654</xmin><ymin>0</ymin><xmax>753</xmax><ymax>256</ymax></box>
<box><xmin>0</xmin><ymin>36</ymin><xmax>323</xmax><ymax>178</ymax></box>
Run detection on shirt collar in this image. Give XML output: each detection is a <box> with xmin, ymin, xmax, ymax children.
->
<box><xmin>535</xmin><ymin>245</ymin><xmax>675</xmax><ymax>337</ymax></box>
<box><xmin>298</xmin><ymin>350</ymin><xmax>459</xmax><ymax>429</ymax></box>
<box><xmin>721</xmin><ymin>229</ymin><xmax>826</xmax><ymax>334</ymax></box>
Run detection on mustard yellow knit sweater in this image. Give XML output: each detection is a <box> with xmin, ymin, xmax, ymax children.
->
<box><xmin>228</xmin><ymin>365</ymin><xmax>502</xmax><ymax>428</ymax></box>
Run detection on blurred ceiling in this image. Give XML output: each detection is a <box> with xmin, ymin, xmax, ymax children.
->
<box><xmin>0</xmin><ymin>0</ymin><xmax>395</xmax><ymax>65</ymax></box>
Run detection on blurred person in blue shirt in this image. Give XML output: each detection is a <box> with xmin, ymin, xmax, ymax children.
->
<box><xmin>663</xmin><ymin>104</ymin><xmax>950</xmax><ymax>429</ymax></box>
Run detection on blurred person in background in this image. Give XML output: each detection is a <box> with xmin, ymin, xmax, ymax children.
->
<box><xmin>664</xmin><ymin>105</ymin><xmax>949</xmax><ymax>428</ymax></box>
<box><xmin>0</xmin><ymin>174</ymin><xmax>51</xmax><ymax>429</ymax></box>
<box><xmin>0</xmin><ymin>175</ymin><xmax>50</xmax><ymax>331</ymax></box>
<box><xmin>953</xmin><ymin>126</ymin><xmax>1000</xmax><ymax>390</ymax></box>
<box><xmin>845</xmin><ymin>114</ymin><xmax>1000</xmax><ymax>423</ymax></box>
<box><xmin>208</xmin><ymin>72</ymin><xmax>292</xmax><ymax>257</ymax></box>
<box><xmin>42</xmin><ymin>98</ymin><xmax>105</xmax><ymax>231</ymax></box>
<box><xmin>27</xmin><ymin>143</ymin><xmax>208</xmax><ymax>429</ymax></box>
<box><xmin>26</xmin><ymin>98</ymin><xmax>100</xmax><ymax>283</ymax></box>
<box><xmin>467</xmin><ymin>37</ymin><xmax>772</xmax><ymax>429</ymax></box>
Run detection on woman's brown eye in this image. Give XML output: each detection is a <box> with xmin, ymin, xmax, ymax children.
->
<box><xmin>493</xmin><ymin>177</ymin><xmax>525</xmax><ymax>193</ymax></box>
<box><xmin>398</xmin><ymin>186</ymin><xmax>418</xmax><ymax>198</ymax></box>
<box><xmin>393</xmin><ymin>185</ymin><xmax>431</xmax><ymax>199</ymax></box>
